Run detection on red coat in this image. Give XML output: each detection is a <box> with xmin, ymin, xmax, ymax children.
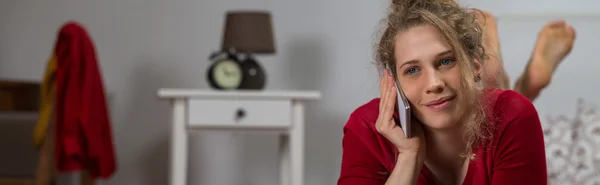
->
<box><xmin>338</xmin><ymin>88</ymin><xmax>547</xmax><ymax>185</ymax></box>
<box><xmin>53</xmin><ymin>21</ymin><xmax>117</xmax><ymax>179</ymax></box>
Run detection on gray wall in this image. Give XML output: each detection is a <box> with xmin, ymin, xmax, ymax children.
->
<box><xmin>0</xmin><ymin>0</ymin><xmax>598</xmax><ymax>185</ymax></box>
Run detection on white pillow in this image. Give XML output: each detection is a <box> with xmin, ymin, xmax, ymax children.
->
<box><xmin>541</xmin><ymin>98</ymin><xmax>600</xmax><ymax>184</ymax></box>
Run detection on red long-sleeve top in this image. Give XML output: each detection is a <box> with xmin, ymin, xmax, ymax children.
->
<box><xmin>338</xmin><ymin>88</ymin><xmax>547</xmax><ymax>185</ymax></box>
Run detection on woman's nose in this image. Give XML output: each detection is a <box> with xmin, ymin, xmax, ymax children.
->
<box><xmin>425</xmin><ymin>71</ymin><xmax>445</xmax><ymax>94</ymax></box>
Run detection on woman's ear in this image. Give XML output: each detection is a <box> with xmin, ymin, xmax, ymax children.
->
<box><xmin>472</xmin><ymin>57</ymin><xmax>483</xmax><ymax>82</ymax></box>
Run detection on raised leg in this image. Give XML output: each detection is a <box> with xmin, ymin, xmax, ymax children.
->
<box><xmin>514</xmin><ymin>20</ymin><xmax>576</xmax><ymax>101</ymax></box>
<box><xmin>472</xmin><ymin>8</ymin><xmax>511</xmax><ymax>90</ymax></box>
<box><xmin>290</xmin><ymin>101</ymin><xmax>305</xmax><ymax>185</ymax></box>
<box><xmin>170</xmin><ymin>99</ymin><xmax>188</xmax><ymax>185</ymax></box>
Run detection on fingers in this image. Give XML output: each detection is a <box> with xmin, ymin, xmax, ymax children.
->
<box><xmin>380</xmin><ymin>70</ymin><xmax>387</xmax><ymax>109</ymax></box>
<box><xmin>377</xmin><ymin>69</ymin><xmax>398</xmax><ymax>136</ymax></box>
<box><xmin>379</xmin><ymin>69</ymin><xmax>395</xmax><ymax>115</ymax></box>
<box><xmin>382</xmin><ymin>82</ymin><xmax>397</xmax><ymax>120</ymax></box>
<box><xmin>380</xmin><ymin>69</ymin><xmax>391</xmax><ymax>110</ymax></box>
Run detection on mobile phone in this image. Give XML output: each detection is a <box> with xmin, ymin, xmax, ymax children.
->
<box><xmin>386</xmin><ymin>63</ymin><xmax>412</xmax><ymax>138</ymax></box>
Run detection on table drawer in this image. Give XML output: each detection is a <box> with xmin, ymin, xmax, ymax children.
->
<box><xmin>187</xmin><ymin>99</ymin><xmax>292</xmax><ymax>128</ymax></box>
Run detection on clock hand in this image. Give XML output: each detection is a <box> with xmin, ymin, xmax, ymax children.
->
<box><xmin>225</xmin><ymin>69</ymin><xmax>235</xmax><ymax>77</ymax></box>
<box><xmin>222</xmin><ymin>68</ymin><xmax>230</xmax><ymax>77</ymax></box>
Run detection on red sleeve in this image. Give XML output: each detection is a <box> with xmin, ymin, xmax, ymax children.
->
<box><xmin>491</xmin><ymin>91</ymin><xmax>547</xmax><ymax>185</ymax></box>
<box><xmin>338</xmin><ymin>128</ymin><xmax>388</xmax><ymax>185</ymax></box>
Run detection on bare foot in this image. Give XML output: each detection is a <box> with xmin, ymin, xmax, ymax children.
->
<box><xmin>515</xmin><ymin>20</ymin><xmax>576</xmax><ymax>100</ymax></box>
<box><xmin>472</xmin><ymin>9</ymin><xmax>511</xmax><ymax>90</ymax></box>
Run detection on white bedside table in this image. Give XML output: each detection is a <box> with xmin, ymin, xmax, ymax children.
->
<box><xmin>157</xmin><ymin>89</ymin><xmax>321</xmax><ymax>185</ymax></box>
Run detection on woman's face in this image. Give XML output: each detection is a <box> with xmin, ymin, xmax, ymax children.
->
<box><xmin>393</xmin><ymin>24</ymin><xmax>469</xmax><ymax>130</ymax></box>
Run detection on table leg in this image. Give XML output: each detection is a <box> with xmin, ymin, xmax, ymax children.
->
<box><xmin>279</xmin><ymin>134</ymin><xmax>290</xmax><ymax>185</ymax></box>
<box><xmin>290</xmin><ymin>101</ymin><xmax>305</xmax><ymax>185</ymax></box>
<box><xmin>169</xmin><ymin>99</ymin><xmax>188</xmax><ymax>185</ymax></box>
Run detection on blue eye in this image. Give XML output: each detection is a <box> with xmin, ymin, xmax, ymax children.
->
<box><xmin>406</xmin><ymin>67</ymin><xmax>420</xmax><ymax>75</ymax></box>
<box><xmin>440</xmin><ymin>58</ymin><xmax>455</xmax><ymax>66</ymax></box>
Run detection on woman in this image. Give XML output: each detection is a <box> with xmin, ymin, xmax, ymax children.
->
<box><xmin>338</xmin><ymin>0</ymin><xmax>547</xmax><ymax>184</ymax></box>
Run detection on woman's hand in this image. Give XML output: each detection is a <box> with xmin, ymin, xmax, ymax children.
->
<box><xmin>376</xmin><ymin>69</ymin><xmax>426</xmax><ymax>157</ymax></box>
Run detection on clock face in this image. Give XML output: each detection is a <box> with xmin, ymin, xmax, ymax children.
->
<box><xmin>212</xmin><ymin>60</ymin><xmax>242</xmax><ymax>89</ymax></box>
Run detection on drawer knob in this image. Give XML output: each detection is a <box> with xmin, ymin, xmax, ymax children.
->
<box><xmin>235</xmin><ymin>108</ymin><xmax>246</xmax><ymax>120</ymax></box>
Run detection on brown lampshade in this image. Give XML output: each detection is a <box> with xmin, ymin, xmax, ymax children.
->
<box><xmin>221</xmin><ymin>11</ymin><xmax>276</xmax><ymax>54</ymax></box>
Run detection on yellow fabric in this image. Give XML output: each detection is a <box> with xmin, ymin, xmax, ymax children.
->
<box><xmin>33</xmin><ymin>54</ymin><xmax>57</xmax><ymax>148</ymax></box>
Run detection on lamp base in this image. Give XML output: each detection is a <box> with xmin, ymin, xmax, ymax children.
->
<box><xmin>239</xmin><ymin>55</ymin><xmax>266</xmax><ymax>90</ymax></box>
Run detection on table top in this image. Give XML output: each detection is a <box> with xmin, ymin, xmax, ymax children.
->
<box><xmin>157</xmin><ymin>88</ymin><xmax>321</xmax><ymax>100</ymax></box>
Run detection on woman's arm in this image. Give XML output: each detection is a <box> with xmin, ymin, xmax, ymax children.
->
<box><xmin>385</xmin><ymin>152</ymin><xmax>423</xmax><ymax>185</ymax></box>
<box><xmin>491</xmin><ymin>90</ymin><xmax>548</xmax><ymax>185</ymax></box>
<box><xmin>338</xmin><ymin>128</ymin><xmax>423</xmax><ymax>185</ymax></box>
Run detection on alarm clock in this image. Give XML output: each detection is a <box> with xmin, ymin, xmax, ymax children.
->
<box><xmin>207</xmin><ymin>51</ymin><xmax>243</xmax><ymax>90</ymax></box>
<box><xmin>239</xmin><ymin>56</ymin><xmax>266</xmax><ymax>90</ymax></box>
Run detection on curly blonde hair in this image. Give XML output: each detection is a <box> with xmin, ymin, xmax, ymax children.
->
<box><xmin>374</xmin><ymin>0</ymin><xmax>492</xmax><ymax>159</ymax></box>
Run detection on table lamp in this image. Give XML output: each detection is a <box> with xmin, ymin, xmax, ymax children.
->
<box><xmin>221</xmin><ymin>11</ymin><xmax>275</xmax><ymax>90</ymax></box>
